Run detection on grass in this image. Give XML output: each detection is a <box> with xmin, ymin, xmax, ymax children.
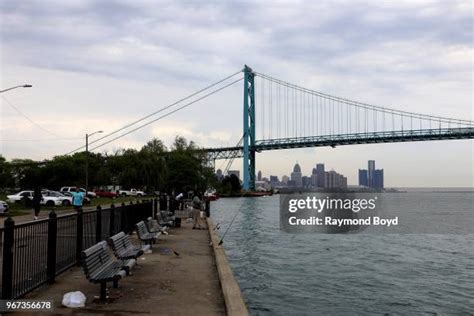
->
<box><xmin>0</xmin><ymin>194</ymin><xmax>151</xmax><ymax>217</ymax></box>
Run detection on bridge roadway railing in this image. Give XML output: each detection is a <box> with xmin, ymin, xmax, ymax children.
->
<box><xmin>0</xmin><ymin>199</ymin><xmax>156</xmax><ymax>299</ymax></box>
<box><xmin>206</xmin><ymin>127</ymin><xmax>474</xmax><ymax>159</ymax></box>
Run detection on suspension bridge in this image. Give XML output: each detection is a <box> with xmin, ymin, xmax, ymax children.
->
<box><xmin>205</xmin><ymin>65</ymin><xmax>474</xmax><ymax>191</ymax></box>
<box><xmin>63</xmin><ymin>65</ymin><xmax>474</xmax><ymax>191</ymax></box>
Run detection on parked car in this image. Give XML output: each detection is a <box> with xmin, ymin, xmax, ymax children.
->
<box><xmin>62</xmin><ymin>192</ymin><xmax>91</xmax><ymax>205</ymax></box>
<box><xmin>60</xmin><ymin>187</ymin><xmax>96</xmax><ymax>198</ymax></box>
<box><xmin>94</xmin><ymin>189</ymin><xmax>117</xmax><ymax>198</ymax></box>
<box><xmin>41</xmin><ymin>190</ymin><xmax>73</xmax><ymax>207</ymax></box>
<box><xmin>0</xmin><ymin>200</ymin><xmax>9</xmax><ymax>214</ymax></box>
<box><xmin>118</xmin><ymin>188</ymin><xmax>145</xmax><ymax>197</ymax></box>
<box><xmin>7</xmin><ymin>190</ymin><xmax>65</xmax><ymax>207</ymax></box>
<box><xmin>6</xmin><ymin>190</ymin><xmax>34</xmax><ymax>203</ymax></box>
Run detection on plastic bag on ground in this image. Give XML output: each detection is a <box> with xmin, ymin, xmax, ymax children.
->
<box><xmin>62</xmin><ymin>291</ymin><xmax>86</xmax><ymax>308</ymax></box>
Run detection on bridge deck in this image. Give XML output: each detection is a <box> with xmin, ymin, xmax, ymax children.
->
<box><xmin>206</xmin><ymin>128</ymin><xmax>474</xmax><ymax>159</ymax></box>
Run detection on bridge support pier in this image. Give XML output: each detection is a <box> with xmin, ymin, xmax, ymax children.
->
<box><xmin>243</xmin><ymin>65</ymin><xmax>256</xmax><ymax>191</ymax></box>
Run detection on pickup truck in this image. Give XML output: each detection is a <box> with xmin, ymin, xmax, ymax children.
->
<box><xmin>118</xmin><ymin>189</ymin><xmax>145</xmax><ymax>197</ymax></box>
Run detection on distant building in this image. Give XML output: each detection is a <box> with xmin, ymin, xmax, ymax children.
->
<box><xmin>368</xmin><ymin>160</ymin><xmax>375</xmax><ymax>188</ymax></box>
<box><xmin>359</xmin><ymin>161</ymin><xmax>384</xmax><ymax>189</ymax></box>
<box><xmin>310</xmin><ymin>173</ymin><xmax>318</xmax><ymax>187</ymax></box>
<box><xmin>302</xmin><ymin>176</ymin><xmax>310</xmax><ymax>188</ymax></box>
<box><xmin>227</xmin><ymin>170</ymin><xmax>240</xmax><ymax>180</ymax></box>
<box><xmin>316</xmin><ymin>163</ymin><xmax>325</xmax><ymax>187</ymax></box>
<box><xmin>358</xmin><ymin>169</ymin><xmax>368</xmax><ymax>187</ymax></box>
<box><xmin>269</xmin><ymin>175</ymin><xmax>279</xmax><ymax>187</ymax></box>
<box><xmin>290</xmin><ymin>162</ymin><xmax>303</xmax><ymax>187</ymax></box>
<box><xmin>374</xmin><ymin>169</ymin><xmax>384</xmax><ymax>189</ymax></box>
<box><xmin>216</xmin><ymin>169</ymin><xmax>224</xmax><ymax>181</ymax></box>
<box><xmin>257</xmin><ymin>170</ymin><xmax>262</xmax><ymax>181</ymax></box>
<box><xmin>325</xmin><ymin>170</ymin><xmax>347</xmax><ymax>189</ymax></box>
<box><xmin>282</xmin><ymin>175</ymin><xmax>289</xmax><ymax>184</ymax></box>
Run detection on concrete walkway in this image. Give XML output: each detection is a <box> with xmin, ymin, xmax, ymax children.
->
<box><xmin>19</xmin><ymin>221</ymin><xmax>226</xmax><ymax>315</ymax></box>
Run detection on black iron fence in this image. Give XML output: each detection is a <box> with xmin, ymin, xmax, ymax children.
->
<box><xmin>0</xmin><ymin>200</ymin><xmax>155</xmax><ymax>299</ymax></box>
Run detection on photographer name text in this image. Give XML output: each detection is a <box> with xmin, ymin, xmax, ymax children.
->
<box><xmin>288</xmin><ymin>216</ymin><xmax>398</xmax><ymax>227</ymax></box>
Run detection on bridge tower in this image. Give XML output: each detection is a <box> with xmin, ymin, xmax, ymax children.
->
<box><xmin>243</xmin><ymin>65</ymin><xmax>256</xmax><ymax>191</ymax></box>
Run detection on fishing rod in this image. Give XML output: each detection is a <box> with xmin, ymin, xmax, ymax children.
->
<box><xmin>218</xmin><ymin>204</ymin><xmax>245</xmax><ymax>246</ymax></box>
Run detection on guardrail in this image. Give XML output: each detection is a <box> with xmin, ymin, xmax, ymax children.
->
<box><xmin>0</xmin><ymin>199</ymin><xmax>156</xmax><ymax>299</ymax></box>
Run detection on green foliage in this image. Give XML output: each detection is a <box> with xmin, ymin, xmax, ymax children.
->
<box><xmin>0</xmin><ymin>136</ymin><xmax>214</xmax><ymax>194</ymax></box>
<box><xmin>217</xmin><ymin>174</ymin><xmax>242</xmax><ymax>195</ymax></box>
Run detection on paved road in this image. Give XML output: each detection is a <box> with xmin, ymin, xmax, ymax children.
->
<box><xmin>0</xmin><ymin>206</ymin><xmax>96</xmax><ymax>228</ymax></box>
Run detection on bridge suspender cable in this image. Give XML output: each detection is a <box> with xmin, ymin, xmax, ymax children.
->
<box><xmin>65</xmin><ymin>69</ymin><xmax>243</xmax><ymax>155</ymax></box>
<box><xmin>255</xmin><ymin>71</ymin><xmax>474</xmax><ymax>125</ymax></box>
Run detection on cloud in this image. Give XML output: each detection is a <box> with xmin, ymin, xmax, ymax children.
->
<box><xmin>0</xmin><ymin>0</ymin><xmax>472</xmax><ymax>186</ymax></box>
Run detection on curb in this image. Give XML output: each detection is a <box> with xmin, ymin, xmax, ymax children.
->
<box><xmin>207</xmin><ymin>217</ymin><xmax>249</xmax><ymax>316</ymax></box>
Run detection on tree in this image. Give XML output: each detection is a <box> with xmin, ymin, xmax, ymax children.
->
<box><xmin>0</xmin><ymin>155</ymin><xmax>15</xmax><ymax>190</ymax></box>
<box><xmin>2</xmin><ymin>136</ymin><xmax>215</xmax><ymax>194</ymax></box>
<box><xmin>221</xmin><ymin>174</ymin><xmax>241</xmax><ymax>194</ymax></box>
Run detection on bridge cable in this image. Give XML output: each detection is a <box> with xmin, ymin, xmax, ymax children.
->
<box><xmin>255</xmin><ymin>72</ymin><xmax>474</xmax><ymax>125</ymax></box>
<box><xmin>65</xmin><ymin>69</ymin><xmax>243</xmax><ymax>155</ymax></box>
<box><xmin>87</xmin><ymin>77</ymin><xmax>244</xmax><ymax>152</ymax></box>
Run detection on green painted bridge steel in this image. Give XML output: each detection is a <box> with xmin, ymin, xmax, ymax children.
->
<box><xmin>206</xmin><ymin>127</ymin><xmax>474</xmax><ymax>165</ymax></box>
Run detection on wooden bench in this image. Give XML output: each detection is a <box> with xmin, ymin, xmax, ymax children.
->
<box><xmin>136</xmin><ymin>221</ymin><xmax>160</xmax><ymax>247</ymax></box>
<box><xmin>81</xmin><ymin>241</ymin><xmax>136</xmax><ymax>301</ymax></box>
<box><xmin>108</xmin><ymin>232</ymin><xmax>150</xmax><ymax>261</ymax></box>
<box><xmin>146</xmin><ymin>217</ymin><xmax>168</xmax><ymax>234</ymax></box>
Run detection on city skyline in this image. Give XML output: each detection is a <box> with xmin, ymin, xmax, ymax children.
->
<box><xmin>223</xmin><ymin>160</ymin><xmax>380</xmax><ymax>188</ymax></box>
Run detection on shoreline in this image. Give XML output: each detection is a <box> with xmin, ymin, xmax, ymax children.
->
<box><xmin>207</xmin><ymin>217</ymin><xmax>249</xmax><ymax>316</ymax></box>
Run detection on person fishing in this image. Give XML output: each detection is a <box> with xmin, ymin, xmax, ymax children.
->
<box><xmin>192</xmin><ymin>192</ymin><xmax>204</xmax><ymax>230</ymax></box>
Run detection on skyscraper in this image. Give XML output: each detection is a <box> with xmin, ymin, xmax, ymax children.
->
<box><xmin>302</xmin><ymin>176</ymin><xmax>310</xmax><ymax>188</ymax></box>
<box><xmin>368</xmin><ymin>160</ymin><xmax>375</xmax><ymax>188</ymax></box>
<box><xmin>270</xmin><ymin>175</ymin><xmax>279</xmax><ymax>187</ymax></box>
<box><xmin>359</xmin><ymin>169</ymin><xmax>368</xmax><ymax>187</ymax></box>
<box><xmin>324</xmin><ymin>170</ymin><xmax>348</xmax><ymax>189</ymax></box>
<box><xmin>374</xmin><ymin>169</ymin><xmax>384</xmax><ymax>189</ymax></box>
<box><xmin>257</xmin><ymin>170</ymin><xmax>262</xmax><ymax>181</ymax></box>
<box><xmin>359</xmin><ymin>161</ymin><xmax>384</xmax><ymax>189</ymax></box>
<box><xmin>291</xmin><ymin>162</ymin><xmax>303</xmax><ymax>187</ymax></box>
<box><xmin>316</xmin><ymin>163</ymin><xmax>325</xmax><ymax>188</ymax></box>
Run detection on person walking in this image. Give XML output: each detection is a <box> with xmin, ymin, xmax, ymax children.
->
<box><xmin>71</xmin><ymin>187</ymin><xmax>84</xmax><ymax>211</ymax></box>
<box><xmin>32</xmin><ymin>187</ymin><xmax>42</xmax><ymax>220</ymax></box>
<box><xmin>192</xmin><ymin>193</ymin><xmax>203</xmax><ymax>230</ymax></box>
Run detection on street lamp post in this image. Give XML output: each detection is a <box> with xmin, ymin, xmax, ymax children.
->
<box><xmin>0</xmin><ymin>84</ymin><xmax>33</xmax><ymax>93</ymax></box>
<box><xmin>85</xmin><ymin>130</ymin><xmax>103</xmax><ymax>195</ymax></box>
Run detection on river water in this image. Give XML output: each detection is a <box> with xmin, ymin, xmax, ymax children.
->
<box><xmin>211</xmin><ymin>192</ymin><xmax>474</xmax><ymax>315</ymax></box>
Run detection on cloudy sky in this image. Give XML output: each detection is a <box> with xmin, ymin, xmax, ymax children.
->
<box><xmin>0</xmin><ymin>0</ymin><xmax>472</xmax><ymax>187</ymax></box>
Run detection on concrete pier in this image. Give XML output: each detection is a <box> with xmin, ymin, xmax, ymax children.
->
<box><xmin>19</xmin><ymin>221</ymin><xmax>229</xmax><ymax>315</ymax></box>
